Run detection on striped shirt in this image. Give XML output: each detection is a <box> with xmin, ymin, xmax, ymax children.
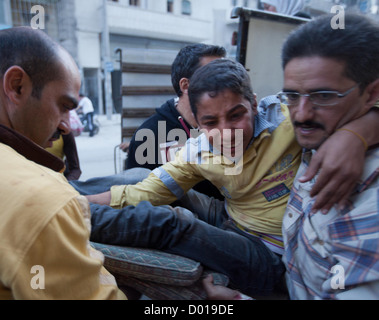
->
<box><xmin>283</xmin><ymin>148</ymin><xmax>379</xmax><ymax>300</ymax></box>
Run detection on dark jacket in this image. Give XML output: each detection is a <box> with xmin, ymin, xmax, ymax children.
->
<box><xmin>127</xmin><ymin>99</ymin><xmax>187</xmax><ymax>170</ymax></box>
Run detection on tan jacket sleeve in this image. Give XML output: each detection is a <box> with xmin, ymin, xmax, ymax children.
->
<box><xmin>110</xmin><ymin>148</ymin><xmax>205</xmax><ymax>209</ymax></box>
<box><xmin>10</xmin><ymin>196</ymin><xmax>126</xmax><ymax>300</ymax></box>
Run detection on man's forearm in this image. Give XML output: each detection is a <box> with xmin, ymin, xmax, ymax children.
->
<box><xmin>340</xmin><ymin>107</ymin><xmax>379</xmax><ymax>148</ymax></box>
<box><xmin>86</xmin><ymin>191</ymin><xmax>112</xmax><ymax>206</ymax></box>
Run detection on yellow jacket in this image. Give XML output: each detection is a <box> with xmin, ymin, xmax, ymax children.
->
<box><xmin>0</xmin><ymin>126</ymin><xmax>125</xmax><ymax>300</ymax></box>
<box><xmin>111</xmin><ymin>100</ymin><xmax>301</xmax><ymax>236</ymax></box>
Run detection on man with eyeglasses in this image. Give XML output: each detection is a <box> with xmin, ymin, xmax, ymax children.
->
<box><xmin>279</xmin><ymin>14</ymin><xmax>379</xmax><ymax>299</ymax></box>
<box><xmin>203</xmin><ymin>13</ymin><xmax>379</xmax><ymax>300</ymax></box>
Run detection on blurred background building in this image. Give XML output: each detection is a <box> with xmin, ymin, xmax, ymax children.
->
<box><xmin>0</xmin><ymin>0</ymin><xmax>378</xmax><ymax>116</ymax></box>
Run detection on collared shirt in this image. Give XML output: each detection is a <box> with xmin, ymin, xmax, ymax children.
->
<box><xmin>111</xmin><ymin>97</ymin><xmax>302</xmax><ymax>254</ymax></box>
<box><xmin>283</xmin><ymin>148</ymin><xmax>379</xmax><ymax>300</ymax></box>
<box><xmin>0</xmin><ymin>124</ymin><xmax>125</xmax><ymax>300</ymax></box>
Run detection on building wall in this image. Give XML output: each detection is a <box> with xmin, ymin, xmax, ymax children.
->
<box><xmin>75</xmin><ymin>0</ymin><xmax>102</xmax><ymax>69</ymax></box>
<box><xmin>77</xmin><ymin>0</ymin><xmax>248</xmax><ymax>114</ymax></box>
<box><xmin>4</xmin><ymin>0</ymin><xmax>379</xmax><ymax>114</ymax></box>
<box><xmin>57</xmin><ymin>0</ymin><xmax>78</xmax><ymax>63</ymax></box>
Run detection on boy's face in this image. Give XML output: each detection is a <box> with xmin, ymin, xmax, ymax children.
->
<box><xmin>195</xmin><ymin>89</ymin><xmax>257</xmax><ymax>158</ymax></box>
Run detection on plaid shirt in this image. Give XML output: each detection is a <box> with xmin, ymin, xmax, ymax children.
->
<box><xmin>283</xmin><ymin>148</ymin><xmax>379</xmax><ymax>300</ymax></box>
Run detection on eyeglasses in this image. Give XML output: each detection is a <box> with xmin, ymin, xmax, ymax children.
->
<box><xmin>277</xmin><ymin>84</ymin><xmax>360</xmax><ymax>107</ymax></box>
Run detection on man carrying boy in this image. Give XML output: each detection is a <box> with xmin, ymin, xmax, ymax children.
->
<box><xmin>204</xmin><ymin>13</ymin><xmax>379</xmax><ymax>300</ymax></box>
<box><xmin>280</xmin><ymin>13</ymin><xmax>379</xmax><ymax>299</ymax></box>
<box><xmin>87</xmin><ymin>57</ymin><xmax>379</xmax><ymax>296</ymax></box>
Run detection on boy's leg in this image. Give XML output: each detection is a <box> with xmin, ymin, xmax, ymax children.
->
<box><xmin>90</xmin><ymin>200</ymin><xmax>284</xmax><ymax>297</ymax></box>
<box><xmin>173</xmin><ymin>190</ymin><xmax>285</xmax><ymax>296</ymax></box>
<box><xmin>75</xmin><ymin>173</ymin><xmax>284</xmax><ymax>296</ymax></box>
<box><xmin>70</xmin><ymin>168</ymin><xmax>151</xmax><ymax>195</ymax></box>
<box><xmin>175</xmin><ymin>189</ymin><xmax>227</xmax><ymax>227</ymax></box>
<box><xmin>163</xmin><ymin>209</ymin><xmax>284</xmax><ymax>297</ymax></box>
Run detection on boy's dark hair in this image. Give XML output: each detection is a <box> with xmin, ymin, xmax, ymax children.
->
<box><xmin>282</xmin><ymin>13</ymin><xmax>379</xmax><ymax>91</ymax></box>
<box><xmin>171</xmin><ymin>43</ymin><xmax>227</xmax><ymax>97</ymax></box>
<box><xmin>188</xmin><ymin>59</ymin><xmax>255</xmax><ymax>119</ymax></box>
<box><xmin>0</xmin><ymin>27</ymin><xmax>62</xmax><ymax>98</ymax></box>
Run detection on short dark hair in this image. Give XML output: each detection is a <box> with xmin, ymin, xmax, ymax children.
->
<box><xmin>0</xmin><ymin>27</ymin><xmax>62</xmax><ymax>98</ymax></box>
<box><xmin>171</xmin><ymin>43</ymin><xmax>227</xmax><ymax>97</ymax></box>
<box><xmin>188</xmin><ymin>59</ymin><xmax>255</xmax><ymax>119</ymax></box>
<box><xmin>282</xmin><ymin>13</ymin><xmax>379</xmax><ymax>91</ymax></box>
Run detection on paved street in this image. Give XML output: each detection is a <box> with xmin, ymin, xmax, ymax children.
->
<box><xmin>75</xmin><ymin>114</ymin><xmax>124</xmax><ymax>182</ymax></box>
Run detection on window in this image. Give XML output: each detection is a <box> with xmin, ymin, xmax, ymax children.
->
<box><xmin>181</xmin><ymin>0</ymin><xmax>191</xmax><ymax>15</ymax></box>
<box><xmin>167</xmin><ymin>0</ymin><xmax>174</xmax><ymax>13</ymax></box>
<box><xmin>129</xmin><ymin>0</ymin><xmax>140</xmax><ymax>6</ymax></box>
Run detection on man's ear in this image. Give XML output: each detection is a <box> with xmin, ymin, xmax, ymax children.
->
<box><xmin>364</xmin><ymin>79</ymin><xmax>379</xmax><ymax>111</ymax></box>
<box><xmin>3</xmin><ymin>66</ymin><xmax>32</xmax><ymax>104</ymax></box>
<box><xmin>179</xmin><ymin>78</ymin><xmax>189</xmax><ymax>95</ymax></box>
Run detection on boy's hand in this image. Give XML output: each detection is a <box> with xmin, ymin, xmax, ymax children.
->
<box><xmin>86</xmin><ymin>191</ymin><xmax>112</xmax><ymax>206</ymax></box>
<box><xmin>202</xmin><ymin>275</ymin><xmax>253</xmax><ymax>300</ymax></box>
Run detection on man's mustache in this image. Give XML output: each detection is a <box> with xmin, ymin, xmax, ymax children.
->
<box><xmin>293</xmin><ymin>121</ymin><xmax>325</xmax><ymax>130</ymax></box>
